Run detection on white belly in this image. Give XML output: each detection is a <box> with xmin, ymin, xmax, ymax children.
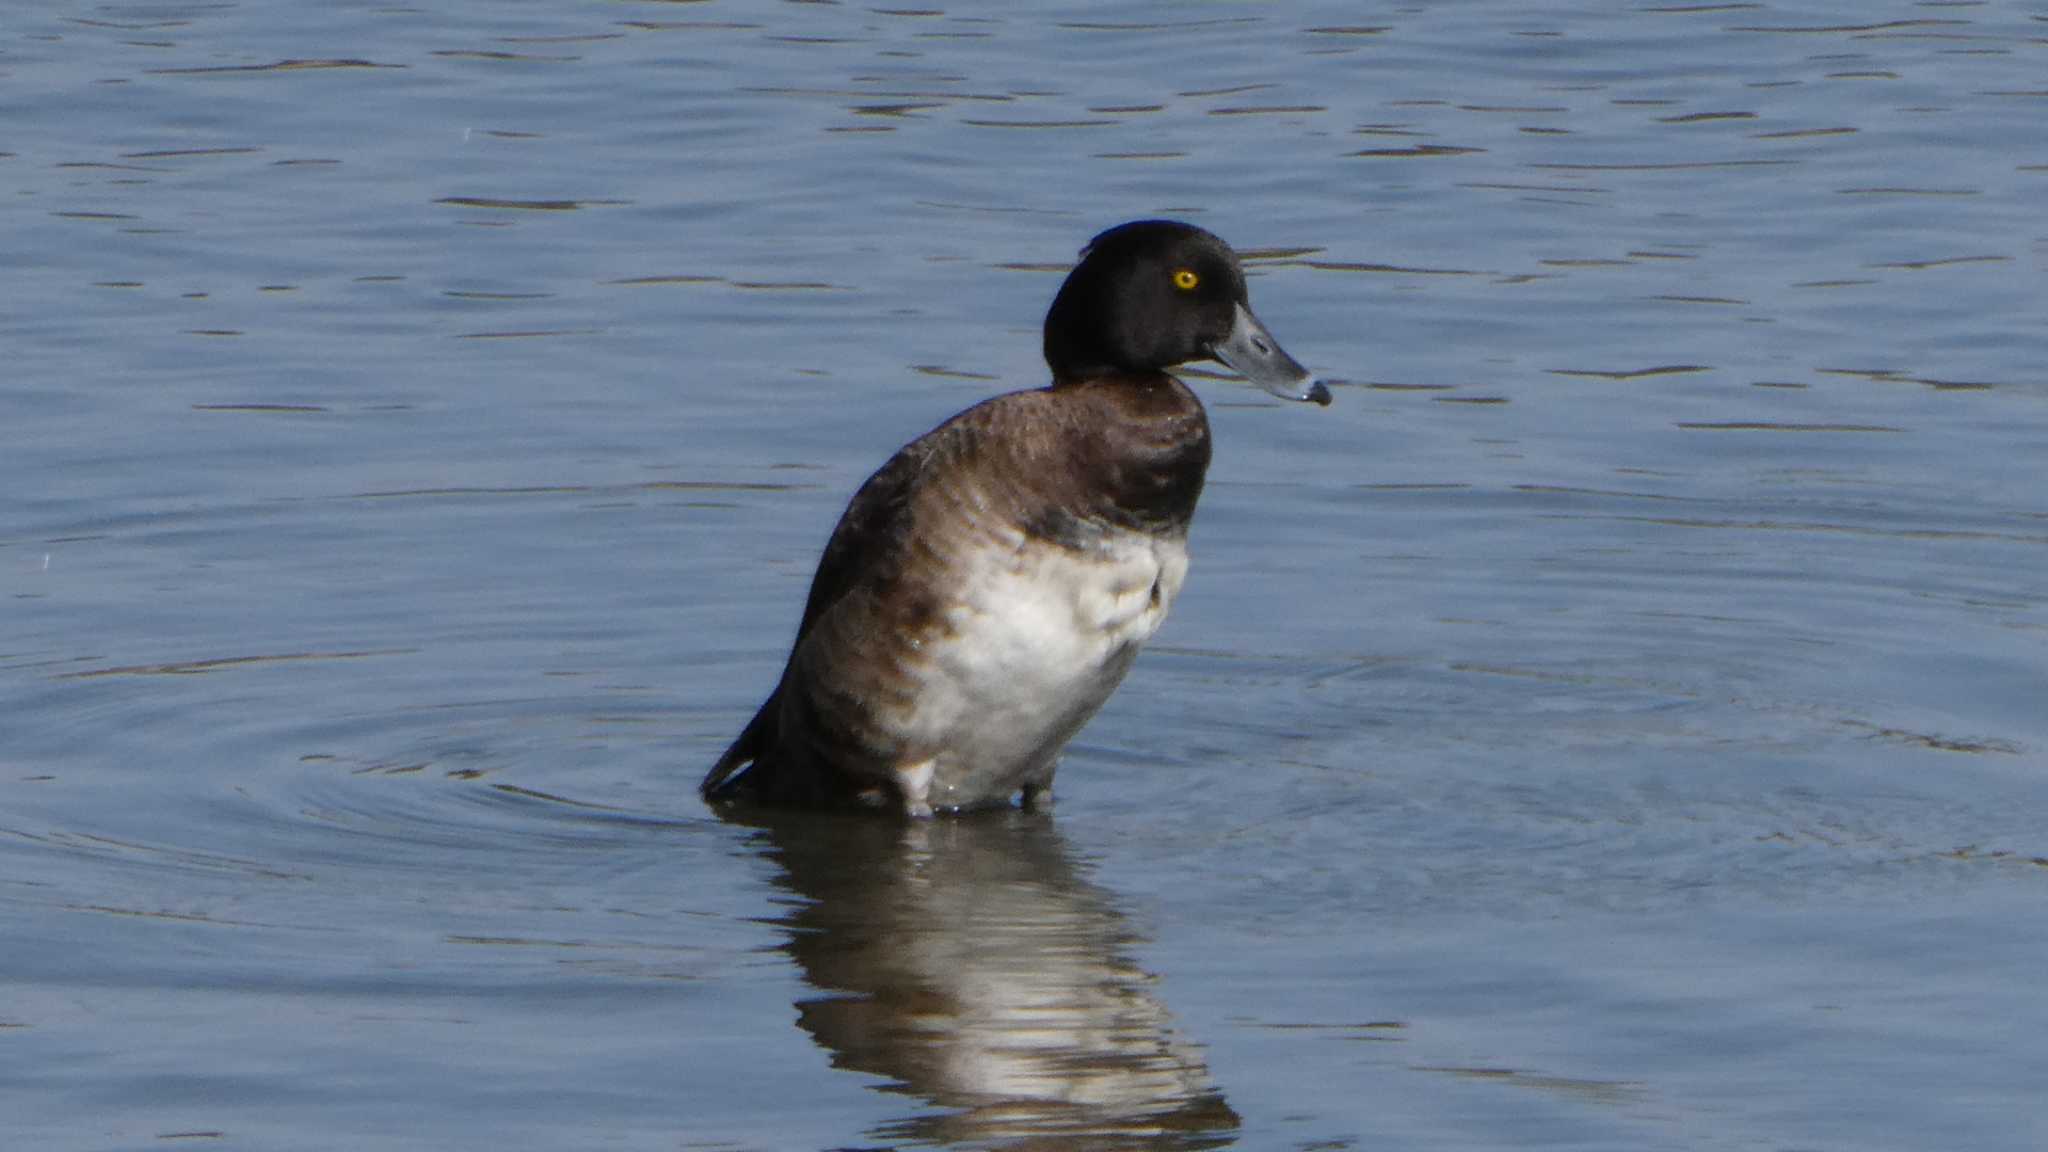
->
<box><xmin>905</xmin><ymin>531</ymin><xmax>1189</xmax><ymax>807</ymax></box>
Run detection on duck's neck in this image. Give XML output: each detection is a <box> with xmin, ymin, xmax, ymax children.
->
<box><xmin>1049</xmin><ymin>371</ymin><xmax>1212</xmax><ymax>536</ymax></box>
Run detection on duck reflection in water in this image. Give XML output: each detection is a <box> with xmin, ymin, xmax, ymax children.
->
<box><xmin>732</xmin><ymin>806</ymin><xmax>1238</xmax><ymax>1149</ymax></box>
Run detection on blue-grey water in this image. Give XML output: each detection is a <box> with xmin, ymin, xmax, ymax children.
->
<box><xmin>4</xmin><ymin>2</ymin><xmax>2046</xmax><ymax>1149</ymax></box>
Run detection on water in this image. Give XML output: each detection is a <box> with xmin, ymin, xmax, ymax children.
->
<box><xmin>4</xmin><ymin>2</ymin><xmax>2046</xmax><ymax>1148</ymax></box>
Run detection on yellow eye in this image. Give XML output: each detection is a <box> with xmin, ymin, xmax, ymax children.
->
<box><xmin>1172</xmin><ymin>268</ymin><xmax>1200</xmax><ymax>291</ymax></box>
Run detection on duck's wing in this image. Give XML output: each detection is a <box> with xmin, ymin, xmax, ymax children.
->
<box><xmin>793</xmin><ymin>440</ymin><xmax>933</xmax><ymax>643</ymax></box>
<box><xmin>700</xmin><ymin>438</ymin><xmax>936</xmax><ymax>799</ymax></box>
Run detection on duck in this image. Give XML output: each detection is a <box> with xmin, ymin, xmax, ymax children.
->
<box><xmin>701</xmin><ymin>219</ymin><xmax>1328</xmax><ymax>817</ymax></box>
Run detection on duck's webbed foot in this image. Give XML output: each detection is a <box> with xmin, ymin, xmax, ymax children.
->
<box><xmin>892</xmin><ymin>759</ymin><xmax>937</xmax><ymax>819</ymax></box>
<box><xmin>1019</xmin><ymin>763</ymin><xmax>1057</xmax><ymax>811</ymax></box>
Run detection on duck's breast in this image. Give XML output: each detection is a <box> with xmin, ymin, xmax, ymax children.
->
<box><xmin>905</xmin><ymin>526</ymin><xmax>1189</xmax><ymax>805</ymax></box>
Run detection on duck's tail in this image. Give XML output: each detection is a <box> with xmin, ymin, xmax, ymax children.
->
<box><xmin>701</xmin><ymin>690</ymin><xmax>778</xmax><ymax>800</ymax></box>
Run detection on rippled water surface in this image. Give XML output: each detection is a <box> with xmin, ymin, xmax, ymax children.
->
<box><xmin>5</xmin><ymin>2</ymin><xmax>2046</xmax><ymax>1149</ymax></box>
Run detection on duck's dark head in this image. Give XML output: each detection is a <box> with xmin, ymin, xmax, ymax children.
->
<box><xmin>1042</xmin><ymin>219</ymin><xmax>1330</xmax><ymax>406</ymax></box>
